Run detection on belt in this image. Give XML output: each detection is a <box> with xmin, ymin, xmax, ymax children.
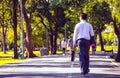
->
<box><xmin>76</xmin><ymin>38</ymin><xmax>89</xmax><ymax>44</ymax></box>
<box><xmin>77</xmin><ymin>38</ymin><xmax>89</xmax><ymax>41</ymax></box>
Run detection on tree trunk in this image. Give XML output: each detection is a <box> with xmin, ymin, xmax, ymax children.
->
<box><xmin>1</xmin><ymin>3</ymin><xmax>6</xmax><ymax>54</ymax></box>
<box><xmin>113</xmin><ymin>18</ymin><xmax>120</xmax><ymax>62</ymax></box>
<box><xmin>52</xmin><ymin>33</ymin><xmax>57</xmax><ymax>54</ymax></box>
<box><xmin>52</xmin><ymin>25</ymin><xmax>58</xmax><ymax>54</ymax></box>
<box><xmin>49</xmin><ymin>30</ymin><xmax>53</xmax><ymax>54</ymax></box>
<box><xmin>115</xmin><ymin>37</ymin><xmax>120</xmax><ymax>62</ymax></box>
<box><xmin>22</xmin><ymin>0</ymin><xmax>35</xmax><ymax>58</ymax></box>
<box><xmin>49</xmin><ymin>25</ymin><xmax>58</xmax><ymax>55</ymax></box>
<box><xmin>98</xmin><ymin>25</ymin><xmax>104</xmax><ymax>51</ymax></box>
<box><xmin>13</xmin><ymin>0</ymin><xmax>18</xmax><ymax>59</ymax></box>
<box><xmin>1</xmin><ymin>25</ymin><xmax>6</xmax><ymax>54</ymax></box>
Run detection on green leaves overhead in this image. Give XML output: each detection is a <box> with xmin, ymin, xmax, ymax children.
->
<box><xmin>105</xmin><ymin>0</ymin><xmax>120</xmax><ymax>31</ymax></box>
<box><xmin>1</xmin><ymin>0</ymin><xmax>120</xmax><ymax>48</ymax></box>
<box><xmin>49</xmin><ymin>0</ymin><xmax>61</xmax><ymax>7</ymax></box>
<box><xmin>82</xmin><ymin>1</ymin><xmax>112</xmax><ymax>31</ymax></box>
<box><xmin>49</xmin><ymin>0</ymin><xmax>69</xmax><ymax>9</ymax></box>
<box><xmin>93</xmin><ymin>1</ymin><xmax>112</xmax><ymax>23</ymax></box>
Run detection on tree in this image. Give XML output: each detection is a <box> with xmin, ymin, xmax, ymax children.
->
<box><xmin>34</xmin><ymin>0</ymin><xmax>91</xmax><ymax>54</ymax></box>
<box><xmin>25</xmin><ymin>0</ymin><xmax>47</xmax><ymax>49</ymax></box>
<box><xmin>0</xmin><ymin>0</ymin><xmax>10</xmax><ymax>54</ymax></box>
<box><xmin>83</xmin><ymin>1</ymin><xmax>112</xmax><ymax>51</ymax></box>
<box><xmin>106</xmin><ymin>0</ymin><xmax>120</xmax><ymax>62</ymax></box>
<box><xmin>21</xmin><ymin>0</ymin><xmax>36</xmax><ymax>58</ymax></box>
<box><xmin>35</xmin><ymin>0</ymin><xmax>68</xmax><ymax>54</ymax></box>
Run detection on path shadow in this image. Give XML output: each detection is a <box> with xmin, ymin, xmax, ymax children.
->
<box><xmin>0</xmin><ymin>53</ymin><xmax>120</xmax><ymax>78</ymax></box>
<box><xmin>0</xmin><ymin>73</ymin><xmax>120</xmax><ymax>78</ymax></box>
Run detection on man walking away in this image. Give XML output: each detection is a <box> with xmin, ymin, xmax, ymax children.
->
<box><xmin>73</xmin><ymin>13</ymin><xmax>95</xmax><ymax>76</ymax></box>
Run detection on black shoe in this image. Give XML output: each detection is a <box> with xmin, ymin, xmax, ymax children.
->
<box><xmin>80</xmin><ymin>72</ymin><xmax>84</xmax><ymax>75</ymax></box>
<box><xmin>80</xmin><ymin>72</ymin><xmax>88</xmax><ymax>76</ymax></box>
<box><xmin>87</xmin><ymin>69</ymin><xmax>90</xmax><ymax>73</ymax></box>
<box><xmin>80</xmin><ymin>72</ymin><xmax>86</xmax><ymax>75</ymax></box>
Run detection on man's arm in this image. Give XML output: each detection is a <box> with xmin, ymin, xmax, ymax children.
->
<box><xmin>90</xmin><ymin>24</ymin><xmax>96</xmax><ymax>44</ymax></box>
<box><xmin>73</xmin><ymin>25</ymin><xmax>78</xmax><ymax>48</ymax></box>
<box><xmin>90</xmin><ymin>24</ymin><xmax>94</xmax><ymax>36</ymax></box>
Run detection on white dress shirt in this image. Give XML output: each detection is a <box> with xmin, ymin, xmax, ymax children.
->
<box><xmin>73</xmin><ymin>20</ymin><xmax>94</xmax><ymax>46</ymax></box>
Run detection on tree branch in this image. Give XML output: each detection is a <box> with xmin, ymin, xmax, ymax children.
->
<box><xmin>38</xmin><ymin>15</ymin><xmax>49</xmax><ymax>31</ymax></box>
<box><xmin>31</xmin><ymin>22</ymin><xmax>39</xmax><ymax>31</ymax></box>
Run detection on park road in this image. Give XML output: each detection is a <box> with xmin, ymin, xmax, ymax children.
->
<box><xmin>0</xmin><ymin>53</ymin><xmax>120</xmax><ymax>78</ymax></box>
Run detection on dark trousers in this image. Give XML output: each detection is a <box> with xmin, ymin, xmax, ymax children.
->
<box><xmin>62</xmin><ymin>48</ymin><xmax>66</xmax><ymax>54</ymax></box>
<box><xmin>71</xmin><ymin>50</ymin><xmax>75</xmax><ymax>62</ymax></box>
<box><xmin>78</xmin><ymin>39</ymin><xmax>90</xmax><ymax>74</ymax></box>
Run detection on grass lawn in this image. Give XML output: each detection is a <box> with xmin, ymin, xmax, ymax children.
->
<box><xmin>65</xmin><ymin>45</ymin><xmax>118</xmax><ymax>53</ymax></box>
<box><xmin>0</xmin><ymin>58</ymin><xmax>21</xmax><ymax>66</ymax></box>
<box><xmin>90</xmin><ymin>45</ymin><xmax>118</xmax><ymax>52</ymax></box>
<box><xmin>0</xmin><ymin>51</ymin><xmax>19</xmax><ymax>66</ymax></box>
<box><xmin>0</xmin><ymin>50</ymin><xmax>40</xmax><ymax>66</ymax></box>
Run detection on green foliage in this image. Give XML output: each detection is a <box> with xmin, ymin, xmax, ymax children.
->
<box><xmin>32</xmin><ymin>24</ymin><xmax>46</xmax><ymax>47</ymax></box>
<box><xmin>0</xmin><ymin>0</ymin><xmax>11</xmax><ymax>26</ymax></box>
<box><xmin>0</xmin><ymin>0</ymin><xmax>12</xmax><ymax>45</ymax></box>
<box><xmin>82</xmin><ymin>1</ymin><xmax>112</xmax><ymax>36</ymax></box>
<box><xmin>102</xmin><ymin>25</ymin><xmax>115</xmax><ymax>45</ymax></box>
<box><xmin>6</xmin><ymin>28</ymin><xmax>14</xmax><ymax>45</ymax></box>
<box><xmin>0</xmin><ymin>0</ymin><xmax>120</xmax><ymax>54</ymax></box>
<box><xmin>107</xmin><ymin>0</ymin><xmax>120</xmax><ymax>26</ymax></box>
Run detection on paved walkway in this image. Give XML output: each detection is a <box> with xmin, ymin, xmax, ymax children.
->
<box><xmin>0</xmin><ymin>53</ymin><xmax>120</xmax><ymax>78</ymax></box>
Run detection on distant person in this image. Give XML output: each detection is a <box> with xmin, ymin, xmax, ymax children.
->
<box><xmin>61</xmin><ymin>38</ymin><xmax>67</xmax><ymax>56</ymax></box>
<box><xmin>73</xmin><ymin>13</ymin><xmax>95</xmax><ymax>76</ymax></box>
<box><xmin>91</xmin><ymin>43</ymin><xmax>96</xmax><ymax>55</ymax></box>
<box><xmin>68</xmin><ymin>36</ymin><xmax>75</xmax><ymax>62</ymax></box>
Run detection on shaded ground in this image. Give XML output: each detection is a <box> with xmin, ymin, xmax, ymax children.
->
<box><xmin>0</xmin><ymin>52</ymin><xmax>120</xmax><ymax>78</ymax></box>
